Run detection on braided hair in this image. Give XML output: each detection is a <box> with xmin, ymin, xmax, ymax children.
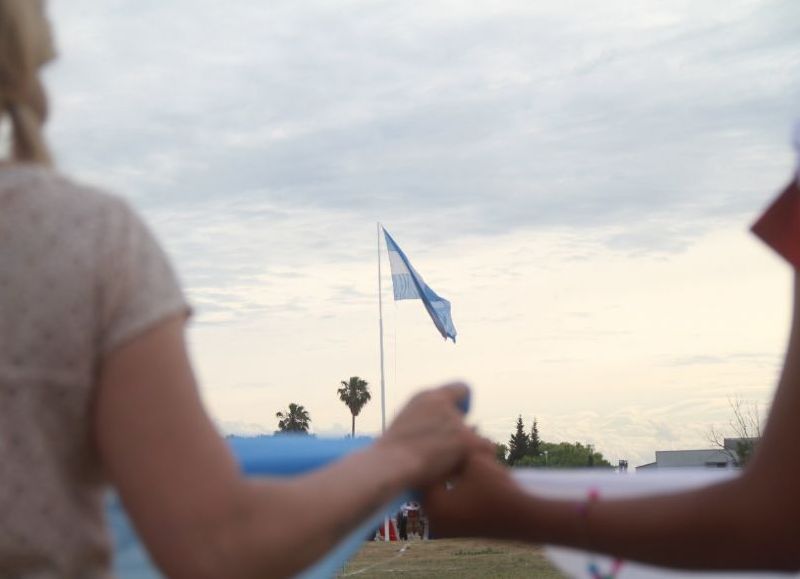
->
<box><xmin>0</xmin><ymin>0</ymin><xmax>55</xmax><ymax>164</ymax></box>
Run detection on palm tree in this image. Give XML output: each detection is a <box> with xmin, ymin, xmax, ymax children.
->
<box><xmin>337</xmin><ymin>376</ymin><xmax>371</xmax><ymax>437</ymax></box>
<box><xmin>275</xmin><ymin>403</ymin><xmax>311</xmax><ymax>434</ymax></box>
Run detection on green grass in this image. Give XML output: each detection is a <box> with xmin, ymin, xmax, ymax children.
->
<box><xmin>337</xmin><ymin>538</ymin><xmax>565</xmax><ymax>578</ymax></box>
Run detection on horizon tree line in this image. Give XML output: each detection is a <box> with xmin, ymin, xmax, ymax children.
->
<box><xmin>499</xmin><ymin>415</ymin><xmax>612</xmax><ymax>468</ymax></box>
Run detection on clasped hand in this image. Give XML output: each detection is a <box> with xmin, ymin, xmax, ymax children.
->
<box><xmin>376</xmin><ymin>382</ymin><xmax>522</xmax><ymax>539</ymax></box>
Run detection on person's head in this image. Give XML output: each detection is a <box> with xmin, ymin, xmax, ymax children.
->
<box><xmin>0</xmin><ymin>0</ymin><xmax>55</xmax><ymax>164</ymax></box>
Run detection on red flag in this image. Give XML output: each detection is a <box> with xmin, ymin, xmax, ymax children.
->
<box><xmin>751</xmin><ymin>178</ymin><xmax>800</xmax><ymax>268</ymax></box>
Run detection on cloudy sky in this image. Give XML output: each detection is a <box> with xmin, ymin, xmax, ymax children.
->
<box><xmin>45</xmin><ymin>0</ymin><xmax>800</xmax><ymax>466</ymax></box>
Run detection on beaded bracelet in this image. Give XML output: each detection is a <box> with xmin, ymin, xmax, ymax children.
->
<box><xmin>577</xmin><ymin>488</ymin><xmax>624</xmax><ymax>579</ymax></box>
<box><xmin>576</xmin><ymin>487</ymin><xmax>600</xmax><ymax>518</ymax></box>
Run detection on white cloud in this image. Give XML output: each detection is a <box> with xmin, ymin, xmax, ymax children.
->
<box><xmin>44</xmin><ymin>0</ymin><xmax>800</xmax><ymax>465</ymax></box>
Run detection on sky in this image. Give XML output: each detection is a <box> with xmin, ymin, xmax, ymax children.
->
<box><xmin>44</xmin><ymin>0</ymin><xmax>800</xmax><ymax>467</ymax></box>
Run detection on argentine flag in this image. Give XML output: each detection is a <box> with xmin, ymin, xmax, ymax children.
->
<box><xmin>383</xmin><ymin>227</ymin><xmax>457</xmax><ymax>342</ymax></box>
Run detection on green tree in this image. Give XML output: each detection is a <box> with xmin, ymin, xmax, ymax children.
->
<box><xmin>275</xmin><ymin>403</ymin><xmax>312</xmax><ymax>434</ymax></box>
<box><xmin>337</xmin><ymin>376</ymin><xmax>372</xmax><ymax>437</ymax></box>
<box><xmin>516</xmin><ymin>441</ymin><xmax>612</xmax><ymax>468</ymax></box>
<box><xmin>528</xmin><ymin>418</ymin><xmax>541</xmax><ymax>458</ymax></box>
<box><xmin>495</xmin><ymin>442</ymin><xmax>508</xmax><ymax>464</ymax></box>
<box><xmin>507</xmin><ymin>415</ymin><xmax>530</xmax><ymax>466</ymax></box>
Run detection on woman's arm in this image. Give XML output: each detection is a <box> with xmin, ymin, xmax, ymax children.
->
<box><xmin>425</xmin><ymin>275</ymin><xmax>800</xmax><ymax>572</ymax></box>
<box><xmin>94</xmin><ymin>316</ymin><xmax>483</xmax><ymax>579</ymax></box>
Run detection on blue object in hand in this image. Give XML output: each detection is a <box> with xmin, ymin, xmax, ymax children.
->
<box><xmin>456</xmin><ymin>390</ymin><xmax>471</xmax><ymax>415</ymax></box>
<box><xmin>230</xmin><ymin>435</ymin><xmax>374</xmax><ymax>477</ymax></box>
<box><xmin>111</xmin><ymin>388</ymin><xmax>472</xmax><ymax>578</ymax></box>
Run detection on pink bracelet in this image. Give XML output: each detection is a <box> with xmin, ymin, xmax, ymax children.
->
<box><xmin>576</xmin><ymin>487</ymin><xmax>600</xmax><ymax>518</ymax></box>
<box><xmin>578</xmin><ymin>488</ymin><xmax>625</xmax><ymax>579</ymax></box>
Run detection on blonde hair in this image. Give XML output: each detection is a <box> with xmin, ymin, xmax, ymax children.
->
<box><xmin>0</xmin><ymin>0</ymin><xmax>55</xmax><ymax>164</ymax></box>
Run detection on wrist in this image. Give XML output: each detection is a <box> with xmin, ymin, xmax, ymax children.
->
<box><xmin>516</xmin><ymin>493</ymin><xmax>587</xmax><ymax>546</ymax></box>
<box><xmin>495</xmin><ymin>482</ymin><xmax>548</xmax><ymax>541</ymax></box>
<box><xmin>368</xmin><ymin>439</ymin><xmax>425</xmax><ymax>490</ymax></box>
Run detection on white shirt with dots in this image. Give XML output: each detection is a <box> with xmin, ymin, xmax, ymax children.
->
<box><xmin>0</xmin><ymin>164</ymin><xmax>189</xmax><ymax>578</ymax></box>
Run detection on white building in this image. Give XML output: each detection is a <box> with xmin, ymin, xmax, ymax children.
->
<box><xmin>636</xmin><ymin>438</ymin><xmax>757</xmax><ymax>470</ymax></box>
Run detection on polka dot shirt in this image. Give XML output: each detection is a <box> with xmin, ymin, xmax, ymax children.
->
<box><xmin>0</xmin><ymin>164</ymin><xmax>189</xmax><ymax>578</ymax></box>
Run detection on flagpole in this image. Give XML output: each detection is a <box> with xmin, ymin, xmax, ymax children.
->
<box><xmin>377</xmin><ymin>222</ymin><xmax>387</xmax><ymax>434</ymax></box>
<box><xmin>377</xmin><ymin>222</ymin><xmax>390</xmax><ymax>542</ymax></box>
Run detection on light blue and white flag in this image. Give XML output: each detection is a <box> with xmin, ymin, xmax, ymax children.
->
<box><xmin>383</xmin><ymin>227</ymin><xmax>457</xmax><ymax>342</ymax></box>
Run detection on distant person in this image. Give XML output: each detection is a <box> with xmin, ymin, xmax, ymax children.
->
<box><xmin>397</xmin><ymin>505</ymin><xmax>409</xmax><ymax>541</ymax></box>
<box><xmin>0</xmin><ymin>2</ymin><xmax>489</xmax><ymax>577</ymax></box>
<box><xmin>425</xmin><ymin>127</ymin><xmax>800</xmax><ymax>571</ymax></box>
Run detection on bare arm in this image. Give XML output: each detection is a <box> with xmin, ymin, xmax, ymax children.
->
<box><xmin>95</xmin><ymin>317</ymin><xmax>483</xmax><ymax>579</ymax></box>
<box><xmin>425</xmin><ymin>276</ymin><xmax>800</xmax><ymax>571</ymax></box>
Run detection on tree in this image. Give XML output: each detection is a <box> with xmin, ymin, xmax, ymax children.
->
<box><xmin>337</xmin><ymin>376</ymin><xmax>372</xmax><ymax>437</ymax></box>
<box><xmin>528</xmin><ymin>418</ymin><xmax>541</xmax><ymax>458</ymax></box>
<box><xmin>516</xmin><ymin>441</ymin><xmax>613</xmax><ymax>468</ymax></box>
<box><xmin>503</xmin><ymin>414</ymin><xmax>612</xmax><ymax>468</ymax></box>
<box><xmin>708</xmin><ymin>397</ymin><xmax>762</xmax><ymax>467</ymax></box>
<box><xmin>275</xmin><ymin>403</ymin><xmax>311</xmax><ymax>434</ymax></box>
<box><xmin>495</xmin><ymin>442</ymin><xmax>508</xmax><ymax>464</ymax></box>
<box><xmin>507</xmin><ymin>415</ymin><xmax>530</xmax><ymax>466</ymax></box>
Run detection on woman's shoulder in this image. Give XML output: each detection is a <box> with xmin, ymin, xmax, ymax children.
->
<box><xmin>0</xmin><ymin>163</ymin><xmax>141</xmax><ymax>227</ymax></box>
<box><xmin>0</xmin><ymin>162</ymin><xmax>128</xmax><ymax>204</ymax></box>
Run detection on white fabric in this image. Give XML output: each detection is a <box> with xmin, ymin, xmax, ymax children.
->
<box><xmin>512</xmin><ymin>469</ymin><xmax>798</xmax><ymax>578</ymax></box>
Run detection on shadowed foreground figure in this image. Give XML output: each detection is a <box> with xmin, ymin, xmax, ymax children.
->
<box><xmin>0</xmin><ymin>2</ymin><xmax>490</xmax><ymax>577</ymax></box>
<box><xmin>425</xmin><ymin>145</ymin><xmax>800</xmax><ymax>572</ymax></box>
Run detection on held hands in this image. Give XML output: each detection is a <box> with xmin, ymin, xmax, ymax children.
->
<box><xmin>423</xmin><ymin>450</ymin><xmax>528</xmax><ymax>540</ymax></box>
<box><xmin>373</xmin><ymin>381</ymin><xmax>519</xmax><ymax>539</ymax></box>
<box><xmin>375</xmin><ymin>382</ymin><xmax>493</xmax><ymax>489</ymax></box>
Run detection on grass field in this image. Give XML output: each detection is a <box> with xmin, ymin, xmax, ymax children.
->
<box><xmin>338</xmin><ymin>538</ymin><xmax>565</xmax><ymax>578</ymax></box>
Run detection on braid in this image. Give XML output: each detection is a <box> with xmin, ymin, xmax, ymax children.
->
<box><xmin>0</xmin><ymin>0</ymin><xmax>55</xmax><ymax>165</ymax></box>
<box><xmin>7</xmin><ymin>95</ymin><xmax>51</xmax><ymax>164</ymax></box>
